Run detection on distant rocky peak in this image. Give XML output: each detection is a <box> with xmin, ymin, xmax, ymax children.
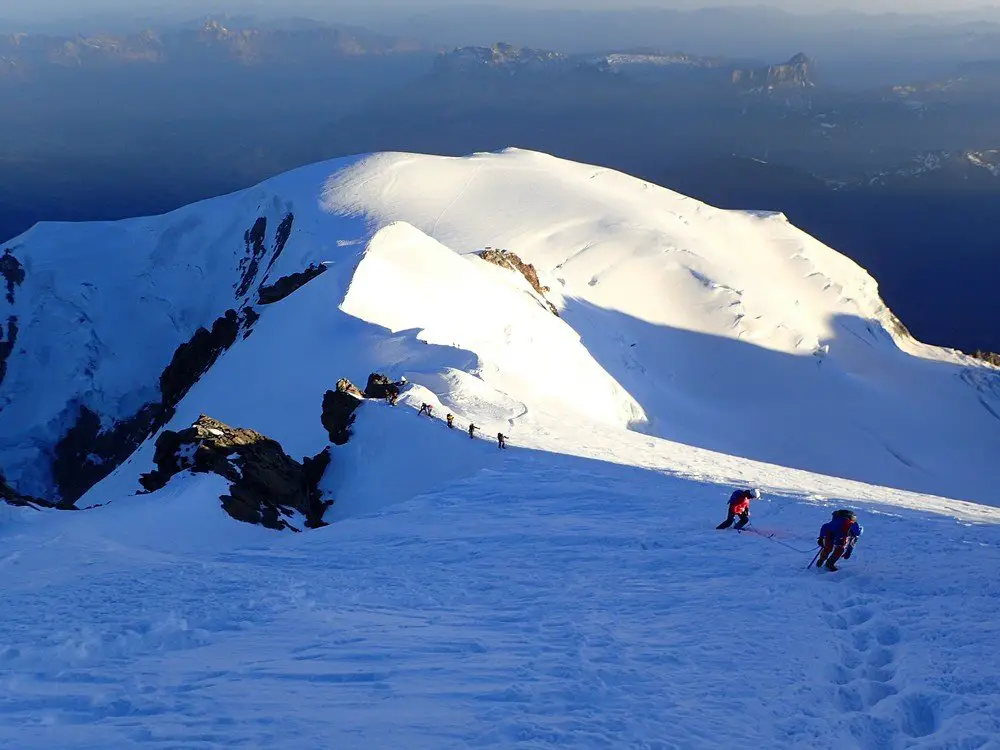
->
<box><xmin>966</xmin><ymin>150</ymin><xmax>1000</xmax><ymax>177</ymax></box>
<box><xmin>437</xmin><ymin>42</ymin><xmax>569</xmax><ymax>75</ymax></box>
<box><xmin>732</xmin><ymin>52</ymin><xmax>815</xmax><ymax>90</ymax></box>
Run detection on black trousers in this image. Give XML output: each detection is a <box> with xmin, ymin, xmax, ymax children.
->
<box><xmin>717</xmin><ymin>510</ymin><xmax>749</xmax><ymax>530</ymax></box>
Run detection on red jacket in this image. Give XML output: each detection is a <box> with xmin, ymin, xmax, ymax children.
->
<box><xmin>729</xmin><ymin>490</ymin><xmax>751</xmax><ymax>514</ymax></box>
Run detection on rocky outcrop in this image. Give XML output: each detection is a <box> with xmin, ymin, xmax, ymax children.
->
<box><xmin>732</xmin><ymin>53</ymin><xmax>813</xmax><ymax>90</ymax></box>
<box><xmin>236</xmin><ymin>217</ymin><xmax>269</xmax><ymax>298</ymax></box>
<box><xmin>972</xmin><ymin>350</ymin><xmax>1000</xmax><ymax>368</ymax></box>
<box><xmin>257</xmin><ymin>263</ymin><xmax>326</xmax><ymax>305</ymax></box>
<box><xmin>0</xmin><ymin>248</ymin><xmax>24</xmax><ymax>389</ymax></box>
<box><xmin>0</xmin><ymin>248</ymin><xmax>25</xmax><ymax>304</ymax></box>
<box><xmin>1</xmin><ymin>475</ymin><xmax>74</xmax><ymax>511</ymax></box>
<box><xmin>160</xmin><ymin>310</ymin><xmax>240</xmax><ymax>408</ymax></box>
<box><xmin>51</xmin><ymin>306</ymin><xmax>253</xmax><ymax>504</ymax></box>
<box><xmin>45</xmin><ymin>217</ymin><xmax>311</xmax><ymax>506</ymax></box>
<box><xmin>322</xmin><ymin>379</ymin><xmax>365</xmax><ymax>445</ymax></box>
<box><xmin>477</xmin><ymin>248</ymin><xmax>559</xmax><ymax>315</ymax></box>
<box><xmin>52</xmin><ymin>403</ymin><xmax>160</xmax><ymax>504</ymax></box>
<box><xmin>262</xmin><ymin>213</ymin><xmax>295</xmax><ymax>280</ymax></box>
<box><xmin>0</xmin><ymin>315</ymin><xmax>17</xmax><ymax>388</ymax></box>
<box><xmin>363</xmin><ymin>373</ymin><xmax>395</xmax><ymax>400</ymax></box>
<box><xmin>239</xmin><ymin>306</ymin><xmax>259</xmax><ymax>339</ymax></box>
<box><xmin>139</xmin><ymin>415</ymin><xmax>332</xmax><ymax>531</ymax></box>
<box><xmin>235</xmin><ymin>212</ymin><xmax>295</xmax><ymax>299</ymax></box>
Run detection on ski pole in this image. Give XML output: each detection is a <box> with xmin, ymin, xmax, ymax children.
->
<box><xmin>806</xmin><ymin>548</ymin><xmax>821</xmax><ymax>569</ymax></box>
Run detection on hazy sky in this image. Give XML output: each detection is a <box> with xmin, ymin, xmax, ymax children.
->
<box><xmin>6</xmin><ymin>0</ymin><xmax>999</xmax><ymax>18</ymax></box>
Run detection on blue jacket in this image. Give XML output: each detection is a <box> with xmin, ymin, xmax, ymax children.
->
<box><xmin>819</xmin><ymin>519</ymin><xmax>862</xmax><ymax>542</ymax></box>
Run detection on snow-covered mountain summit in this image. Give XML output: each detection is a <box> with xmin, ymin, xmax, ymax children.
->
<box><xmin>3</xmin><ymin>149</ymin><xmax>1000</xmax><ymax>749</ymax></box>
<box><xmin>1</xmin><ymin>148</ymin><xmax>999</xmax><ymax>510</ymax></box>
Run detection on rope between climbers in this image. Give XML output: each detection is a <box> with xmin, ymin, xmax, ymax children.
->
<box><xmin>739</xmin><ymin>524</ymin><xmax>816</xmax><ymax>554</ymax></box>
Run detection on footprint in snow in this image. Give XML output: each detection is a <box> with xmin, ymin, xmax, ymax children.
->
<box><xmin>861</xmin><ymin>680</ymin><xmax>898</xmax><ymax>708</ymax></box>
<box><xmin>898</xmin><ymin>692</ymin><xmax>942</xmax><ymax>739</ymax></box>
<box><xmin>876</xmin><ymin>625</ymin><xmax>902</xmax><ymax>646</ymax></box>
<box><xmin>866</xmin><ymin>648</ymin><xmax>894</xmax><ymax>669</ymax></box>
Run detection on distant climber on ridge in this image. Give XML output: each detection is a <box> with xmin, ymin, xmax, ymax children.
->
<box><xmin>816</xmin><ymin>509</ymin><xmax>863</xmax><ymax>572</ymax></box>
<box><xmin>497</xmin><ymin>433</ymin><xmax>507</xmax><ymax>449</ymax></box>
<box><xmin>468</xmin><ymin>423</ymin><xmax>478</xmax><ymax>439</ymax></box>
<box><xmin>418</xmin><ymin>403</ymin><xmax>433</xmax><ymax>417</ymax></box>
<box><xmin>386</xmin><ymin>384</ymin><xmax>400</xmax><ymax>405</ymax></box>
<box><xmin>716</xmin><ymin>488</ymin><xmax>760</xmax><ymax>530</ymax></box>
<box><xmin>446</xmin><ymin>413</ymin><xmax>455</xmax><ymax>429</ymax></box>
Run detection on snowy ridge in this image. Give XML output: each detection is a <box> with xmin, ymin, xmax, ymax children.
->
<box><xmin>322</xmin><ymin>149</ymin><xmax>1000</xmax><ymax>501</ymax></box>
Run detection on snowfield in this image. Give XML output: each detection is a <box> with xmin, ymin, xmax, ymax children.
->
<box><xmin>2</xmin><ymin>148</ymin><xmax>1000</xmax><ymax>748</ymax></box>
<box><xmin>4</xmin><ymin>429</ymin><xmax>1000</xmax><ymax>748</ymax></box>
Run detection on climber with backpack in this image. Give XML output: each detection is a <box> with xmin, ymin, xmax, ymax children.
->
<box><xmin>816</xmin><ymin>509</ymin><xmax>863</xmax><ymax>571</ymax></box>
<box><xmin>446</xmin><ymin>413</ymin><xmax>455</xmax><ymax>429</ymax></box>
<box><xmin>716</xmin><ymin>488</ymin><xmax>760</xmax><ymax>530</ymax></box>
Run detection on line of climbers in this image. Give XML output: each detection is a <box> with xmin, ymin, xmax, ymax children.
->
<box><xmin>717</xmin><ymin>488</ymin><xmax>864</xmax><ymax>572</ymax></box>
<box><xmin>386</xmin><ymin>380</ymin><xmax>508</xmax><ymax>449</ymax></box>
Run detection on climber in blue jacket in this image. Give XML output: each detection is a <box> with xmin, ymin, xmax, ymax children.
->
<box><xmin>816</xmin><ymin>509</ymin><xmax>863</xmax><ymax>571</ymax></box>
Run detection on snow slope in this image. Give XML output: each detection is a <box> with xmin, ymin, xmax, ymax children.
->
<box><xmin>3</xmin><ymin>415</ymin><xmax>1000</xmax><ymax>749</ymax></box>
<box><xmin>3</xmin><ymin>148</ymin><xmax>1000</xmax><ymax>504</ymax></box>
<box><xmin>2</xmin><ymin>149</ymin><xmax>1000</xmax><ymax>748</ymax></box>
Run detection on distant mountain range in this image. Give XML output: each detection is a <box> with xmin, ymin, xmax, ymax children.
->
<box><xmin>433</xmin><ymin>43</ymin><xmax>814</xmax><ymax>93</ymax></box>
<box><xmin>0</xmin><ymin>18</ymin><xmax>426</xmax><ymax>76</ymax></box>
<box><xmin>1</xmin><ymin>18</ymin><xmax>999</xmax><ymax>354</ymax></box>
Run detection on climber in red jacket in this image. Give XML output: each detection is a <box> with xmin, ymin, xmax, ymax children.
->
<box><xmin>716</xmin><ymin>488</ymin><xmax>760</xmax><ymax>530</ymax></box>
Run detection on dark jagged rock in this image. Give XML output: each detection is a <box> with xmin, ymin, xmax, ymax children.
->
<box><xmin>16</xmin><ymin>212</ymin><xmax>281</xmax><ymax>508</ymax></box>
<box><xmin>886</xmin><ymin>310</ymin><xmax>912</xmax><ymax>341</ymax></box>
<box><xmin>0</xmin><ymin>248</ymin><xmax>25</xmax><ymax>304</ymax></box>
<box><xmin>159</xmin><ymin>309</ymin><xmax>240</xmax><ymax>411</ymax></box>
<box><xmin>477</xmin><ymin>248</ymin><xmax>559</xmax><ymax>316</ymax></box>
<box><xmin>322</xmin><ymin>379</ymin><xmax>364</xmax><ymax>445</ymax></box>
<box><xmin>52</xmin><ymin>403</ymin><xmax>160</xmax><ymax>504</ymax></box>
<box><xmin>257</xmin><ymin>263</ymin><xmax>326</xmax><ymax>305</ymax></box>
<box><xmin>302</xmin><ymin>447</ymin><xmax>333</xmax><ymax>528</ymax></box>
<box><xmin>363</xmin><ymin>372</ymin><xmax>394</xmax><ymax>400</ymax></box>
<box><xmin>51</xmin><ymin>307</ymin><xmax>250</xmax><ymax>505</ymax></box>
<box><xmin>236</xmin><ymin>217</ymin><xmax>269</xmax><ymax>298</ymax></box>
<box><xmin>0</xmin><ymin>248</ymin><xmax>24</xmax><ymax>389</ymax></box>
<box><xmin>239</xmin><ymin>305</ymin><xmax>260</xmax><ymax>339</ymax></box>
<box><xmin>139</xmin><ymin>415</ymin><xmax>331</xmax><ymax>531</ymax></box>
<box><xmin>972</xmin><ymin>350</ymin><xmax>1000</xmax><ymax>368</ymax></box>
<box><xmin>261</xmin><ymin>213</ymin><xmax>295</xmax><ymax>279</ymax></box>
<box><xmin>1</xmin><ymin>474</ymin><xmax>74</xmax><ymax>511</ymax></box>
<box><xmin>0</xmin><ymin>315</ymin><xmax>18</xmax><ymax>388</ymax></box>
<box><xmin>236</xmin><ymin>212</ymin><xmax>296</xmax><ymax>300</ymax></box>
